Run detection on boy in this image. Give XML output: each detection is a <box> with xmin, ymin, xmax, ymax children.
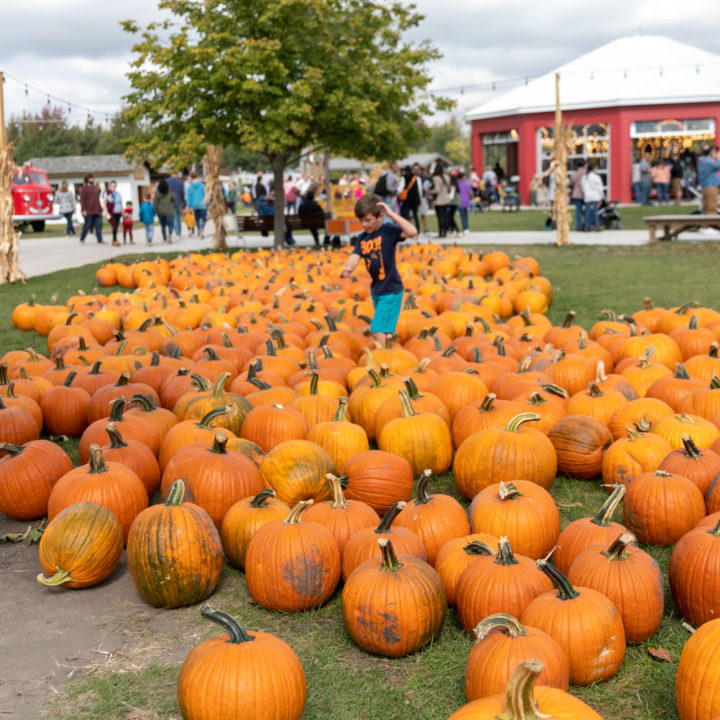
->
<box><xmin>340</xmin><ymin>193</ymin><xmax>417</xmax><ymax>345</ymax></box>
<box><xmin>139</xmin><ymin>194</ymin><xmax>155</xmax><ymax>245</ymax></box>
<box><xmin>122</xmin><ymin>201</ymin><xmax>135</xmax><ymax>244</ymax></box>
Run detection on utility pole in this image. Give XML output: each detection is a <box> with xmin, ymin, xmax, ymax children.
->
<box><xmin>0</xmin><ymin>72</ymin><xmax>6</xmax><ymax>151</ymax></box>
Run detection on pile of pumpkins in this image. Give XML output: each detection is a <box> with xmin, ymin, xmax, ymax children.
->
<box><xmin>1</xmin><ymin>246</ymin><xmax>719</xmax><ymax>720</ymax></box>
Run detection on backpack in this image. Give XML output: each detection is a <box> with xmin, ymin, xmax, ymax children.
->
<box><xmin>373</xmin><ymin>173</ymin><xmax>388</xmax><ymax>197</ymax></box>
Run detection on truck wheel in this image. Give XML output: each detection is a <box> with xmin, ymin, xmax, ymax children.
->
<box><xmin>31</xmin><ymin>221</ymin><xmax>46</xmax><ymax>232</ymax></box>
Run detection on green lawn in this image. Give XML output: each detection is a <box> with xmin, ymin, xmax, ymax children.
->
<box><xmin>2</xmin><ymin>243</ymin><xmax>716</xmax><ymax>720</ymax></box>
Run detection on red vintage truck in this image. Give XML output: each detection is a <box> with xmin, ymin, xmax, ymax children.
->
<box><xmin>12</xmin><ymin>162</ymin><xmax>58</xmax><ymax>231</ymax></box>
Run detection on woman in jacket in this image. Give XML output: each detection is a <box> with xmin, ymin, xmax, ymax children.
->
<box><xmin>55</xmin><ymin>181</ymin><xmax>76</xmax><ymax>237</ymax></box>
<box><xmin>102</xmin><ymin>181</ymin><xmax>123</xmax><ymax>246</ymax></box>
<box><xmin>431</xmin><ymin>164</ymin><xmax>451</xmax><ymax>238</ymax></box>
<box><xmin>186</xmin><ymin>172</ymin><xmax>207</xmax><ymax>234</ymax></box>
<box><xmin>153</xmin><ymin>180</ymin><xmax>176</xmax><ymax>243</ymax></box>
<box><xmin>581</xmin><ymin>164</ymin><xmax>604</xmax><ymax>232</ymax></box>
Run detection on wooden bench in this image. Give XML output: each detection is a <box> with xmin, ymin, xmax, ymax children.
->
<box><xmin>645</xmin><ymin>214</ymin><xmax>720</xmax><ymax>242</ymax></box>
<box><xmin>236</xmin><ymin>212</ymin><xmax>330</xmax><ymax>235</ymax></box>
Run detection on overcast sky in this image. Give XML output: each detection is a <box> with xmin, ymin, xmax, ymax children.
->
<box><xmin>1</xmin><ymin>0</ymin><xmax>718</xmax><ymax>128</ymax></box>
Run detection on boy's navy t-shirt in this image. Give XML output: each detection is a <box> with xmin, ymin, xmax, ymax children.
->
<box><xmin>352</xmin><ymin>223</ymin><xmax>404</xmax><ymax>295</ymax></box>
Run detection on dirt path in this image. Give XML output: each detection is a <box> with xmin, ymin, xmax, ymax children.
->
<box><xmin>0</xmin><ymin>515</ymin><xmax>179</xmax><ymax>719</ymax></box>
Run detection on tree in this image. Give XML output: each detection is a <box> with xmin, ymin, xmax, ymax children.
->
<box><xmin>7</xmin><ymin>107</ymin><xmax>82</xmax><ymax>163</ymax></box>
<box><xmin>412</xmin><ymin>115</ymin><xmax>470</xmax><ymax>168</ymax></box>
<box><xmin>121</xmin><ymin>0</ymin><xmax>449</xmax><ymax>249</ymax></box>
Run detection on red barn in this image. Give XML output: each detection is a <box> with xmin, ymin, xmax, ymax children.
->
<box><xmin>465</xmin><ymin>35</ymin><xmax>720</xmax><ymax>204</ymax></box>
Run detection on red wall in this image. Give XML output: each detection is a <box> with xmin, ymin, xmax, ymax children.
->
<box><xmin>470</xmin><ymin>101</ymin><xmax>720</xmax><ymax>204</ymax></box>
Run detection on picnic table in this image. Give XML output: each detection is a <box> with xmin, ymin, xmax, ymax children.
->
<box><xmin>644</xmin><ymin>214</ymin><xmax>720</xmax><ymax>242</ymax></box>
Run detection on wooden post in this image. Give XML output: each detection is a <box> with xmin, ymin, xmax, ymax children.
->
<box><xmin>0</xmin><ymin>71</ymin><xmax>26</xmax><ymax>284</ymax></box>
<box><xmin>553</xmin><ymin>72</ymin><xmax>570</xmax><ymax>247</ymax></box>
<box><xmin>324</xmin><ymin>150</ymin><xmax>332</xmax><ymax>217</ymax></box>
<box><xmin>204</xmin><ymin>144</ymin><xmax>227</xmax><ymax>251</ymax></box>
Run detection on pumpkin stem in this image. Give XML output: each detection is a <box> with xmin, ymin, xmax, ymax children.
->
<box><xmin>284</xmin><ymin>499</ymin><xmax>314</xmax><ymax>524</ymax></box>
<box><xmin>498</xmin><ymin>482</ymin><xmax>522</xmax><ymax>501</ymax></box>
<box><xmin>199</xmin><ymin>605</ymin><xmax>254</xmax><ymax>644</ymax></box>
<box><xmin>474</xmin><ymin>613</ymin><xmax>527</xmax><ymax>641</ymax></box>
<box><xmin>333</xmin><ymin>397</ymin><xmax>349</xmax><ymax>422</ymax></box>
<box><xmin>591</xmin><ymin>483</ymin><xmax>626</xmax><ymax>527</ymax></box>
<box><xmin>87</xmin><ymin>445</ymin><xmax>109</xmax><ymax>474</ymax></box>
<box><xmin>710</xmin><ymin>375</ymin><xmax>720</xmax><ymax>390</ymax></box>
<box><xmin>211</xmin><ymin>372</ymin><xmax>231</xmax><ymax>398</ymax></box>
<box><xmin>403</xmin><ymin>377</ymin><xmax>421</xmax><ymax>400</ymax></box>
<box><xmin>536</xmin><ymin>558</ymin><xmax>579</xmax><ymax>600</ymax></box>
<box><xmin>375</xmin><ymin>501</ymin><xmax>406</xmax><ymax>533</ymax></box>
<box><xmin>709</xmin><ymin>344</ymin><xmax>720</xmax><ymax>359</ymax></box>
<box><xmin>494</xmin><ymin>537</ymin><xmax>519</xmax><ymax>566</ymax></box>
<box><xmin>0</xmin><ymin>442</ymin><xmax>23</xmax><ymax>456</ymax></box>
<box><xmin>115</xmin><ymin>373</ymin><xmax>130</xmax><ymax>387</ymax></box>
<box><xmin>104</xmin><ymin>423</ymin><xmax>128</xmax><ymax>449</ymax></box>
<box><xmin>326</xmin><ymin>473</ymin><xmax>348</xmax><ymax>509</ymax></box>
<box><xmin>503</xmin><ymin>412</ymin><xmax>541</xmax><ymax>432</ymax></box>
<box><xmin>398</xmin><ymin>389</ymin><xmax>416</xmax><ymax>419</ymax></box>
<box><xmin>129</xmin><ymin>393</ymin><xmax>155</xmax><ymax>412</ymax></box>
<box><xmin>37</xmin><ymin>568</ymin><xmax>73</xmax><ymax>587</ymax></box>
<box><xmin>308</xmin><ymin>371</ymin><xmax>320</xmax><ymax>396</ymax></box>
<box><xmin>211</xmin><ymin>432</ymin><xmax>228</xmax><ymax>454</ymax></box>
<box><xmin>250</xmin><ymin>488</ymin><xmax>276</xmax><ymax>507</ymax></box>
<box><xmin>479</xmin><ymin>393</ymin><xmax>497</xmax><ymax>413</ymax></box>
<box><xmin>680</xmin><ymin>434</ymin><xmax>702</xmax><ymax>459</ymax></box>
<box><xmin>415</xmin><ymin>470</ymin><xmax>433</xmax><ymax>505</ymax></box>
<box><xmin>602</xmin><ymin>531</ymin><xmax>637</xmax><ymax>560</ymax></box>
<box><xmin>165</xmin><ymin>479</ymin><xmax>186</xmax><ymax>506</ymax></box>
<box><xmin>108</xmin><ymin>396</ymin><xmax>126</xmax><ymax>422</ymax></box>
<box><xmin>199</xmin><ymin>406</ymin><xmax>228</xmax><ymax>428</ymax></box>
<box><xmin>561</xmin><ymin>311</ymin><xmax>576</xmax><ymax>328</ymax></box>
<box><xmin>463</xmin><ymin>540</ymin><xmax>495</xmax><ymax>556</ymax></box>
<box><xmin>674</xmin><ymin>363</ymin><xmax>690</xmax><ymax>380</ymax></box>
<box><xmin>499</xmin><ymin>660</ymin><xmax>546</xmax><ymax>720</ymax></box>
<box><xmin>367</xmin><ymin>368</ymin><xmax>383</xmax><ymax>388</ymax></box>
<box><xmin>378</xmin><ymin>537</ymin><xmax>403</xmax><ymax>573</ymax></box>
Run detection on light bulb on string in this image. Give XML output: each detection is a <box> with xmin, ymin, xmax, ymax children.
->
<box><xmin>24</xmin><ymin>85</ymin><xmax>28</xmax><ymax>96</ymax></box>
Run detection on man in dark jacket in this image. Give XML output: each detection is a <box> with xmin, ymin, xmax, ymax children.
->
<box><xmin>670</xmin><ymin>152</ymin><xmax>684</xmax><ymax>205</ymax></box>
<box><xmin>79</xmin><ymin>174</ymin><xmax>104</xmax><ymax>244</ymax></box>
<box><xmin>166</xmin><ymin>171</ymin><xmax>185</xmax><ymax>236</ymax></box>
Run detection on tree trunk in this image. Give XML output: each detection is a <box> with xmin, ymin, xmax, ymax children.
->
<box><xmin>271</xmin><ymin>155</ymin><xmax>287</xmax><ymax>250</ymax></box>
<box><xmin>0</xmin><ymin>144</ymin><xmax>26</xmax><ymax>284</ymax></box>
<box><xmin>204</xmin><ymin>144</ymin><xmax>227</xmax><ymax>251</ymax></box>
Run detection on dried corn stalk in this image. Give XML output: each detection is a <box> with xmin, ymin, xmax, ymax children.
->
<box><xmin>0</xmin><ymin>144</ymin><xmax>25</xmax><ymax>283</ymax></box>
<box><xmin>204</xmin><ymin>144</ymin><xmax>227</xmax><ymax>251</ymax></box>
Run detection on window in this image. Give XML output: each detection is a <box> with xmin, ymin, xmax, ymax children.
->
<box><xmin>630</xmin><ymin>118</ymin><xmax>715</xmax><ymax>138</ymax></box>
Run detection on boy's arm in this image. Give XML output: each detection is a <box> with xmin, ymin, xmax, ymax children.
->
<box><xmin>341</xmin><ymin>252</ymin><xmax>361</xmax><ymax>278</ymax></box>
<box><xmin>377</xmin><ymin>202</ymin><xmax>418</xmax><ymax>239</ymax></box>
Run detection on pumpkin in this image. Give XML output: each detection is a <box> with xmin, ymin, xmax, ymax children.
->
<box><xmin>451</xmin><ymin>393</ymin><xmax>521</xmax><ymax>449</ymax></box>
<box><xmin>303</xmin><ymin>473</ymin><xmax>379</xmax><ymax>554</ymax></box>
<box><xmin>455</xmin><ymin>537</ymin><xmax>553</xmax><ymax>634</ymax></box>
<box><xmin>675</xmin><ymin>617</ymin><xmax>720</xmax><ymax>720</ymax></box>
<box><xmin>306</xmin><ymin>397</ymin><xmax>369</xmax><ymax>473</ymax></box>
<box><xmin>708</xmin><ymin>475</ymin><xmax>720</xmax><ymax>514</ymax></box>
<box><xmin>100</xmin><ymin>422</ymin><xmax>161</xmax><ymax>497</ymax></box>
<box><xmin>240</xmin><ymin>403</ymin><xmax>308</xmax><ymax>452</ymax></box>
<box><xmin>448</xmin><ymin>659</ymin><xmax>604</xmax><ymax>720</ymax></box>
<box><xmin>521</xmin><ymin>558</ymin><xmax>626</xmax><ymax>686</ymax></box>
<box><xmin>659</xmin><ymin>434</ymin><xmax>720</xmax><ymax>496</ymax></box>
<box><xmin>547</xmin><ymin>414</ymin><xmax>612</xmax><ymax>480</ymax></box>
<box><xmin>669</xmin><ymin>516</ymin><xmax>720</xmax><ymax>627</ymax></box>
<box><xmin>618</xmin><ymin>348</ymin><xmax>673</xmax><ymax>397</ymax></box>
<box><xmin>289</xmin><ymin>372</ymin><xmax>340</xmax><ymax>427</ymax></box>
<box><xmin>161</xmin><ymin>432</ymin><xmax>264</xmax><ymax>527</ymax></box>
<box><xmin>465</xmin><ymin>614</ymin><xmax>569</xmax><ymax>699</ymax></box>
<box><xmin>607</xmin><ymin>396</ymin><xmax>674</xmax><ymax>440</ymax></box>
<box><xmin>220</xmin><ymin>489</ymin><xmax>291</xmax><ymax>571</ymax></box>
<box><xmin>514</xmin><ymin>388</ymin><xmax>568</xmax><ymax>434</ymax></box>
<box><xmin>341</xmin><ymin>537</ymin><xmax>446</xmax><ymax>657</ymax></box>
<box><xmin>453</xmin><ymin>413</ymin><xmax>557</xmax><ymax>498</ymax></box>
<box><xmin>623</xmin><ymin>469</ymin><xmax>706</xmax><ymax>545</ymax></box>
<box><xmin>377</xmin><ymin>390</ymin><xmax>453</xmax><ymax>477</ymax></box>
<box><xmin>0</xmin><ymin>440</ymin><xmax>73</xmax><ymax>520</ymax></box>
<box><xmin>182</xmin><ymin>371</ymin><xmax>252</xmax><ymax>435</ymax></box>
<box><xmin>651</xmin><ymin>412</ymin><xmax>720</xmax><ymax>450</ymax></box>
<box><xmin>342</xmin><ymin>501</ymin><xmax>426</xmax><ymax>581</ymax></box>
<box><xmin>37</xmin><ymin>502</ymin><xmax>124</xmax><ymax>589</ymax></box>
<box><xmin>435</xmin><ymin>533</ymin><xmax>500</xmax><ymax>606</ymax></box>
<box><xmin>88</xmin><ymin>373</ymin><xmax>159</xmax><ymax>423</ymax></box>
<box><xmin>342</xmin><ymin>450</ymin><xmax>414</xmax><ymax>514</ymax></box>
<box><xmin>390</xmin><ymin>469</ymin><xmax>470</xmax><ymax>565</ymax></box>
<box><xmin>244</xmin><ymin>499</ymin><xmax>342</xmax><ymax>612</ymax></box>
<box><xmin>468</xmin><ymin>480</ymin><xmax>560</xmax><ymax>560</ymax></box>
<box><xmin>177</xmin><ymin>605</ymin><xmax>306</xmax><ymax>720</ymax></box>
<box><xmin>428</xmin><ymin>370</ymin><xmax>489</xmax><ymax>419</ymax></box>
<box><xmin>2</xmin><ymin>382</ymin><xmax>42</xmax><ymax>432</ymax></box>
<box><xmin>125</xmin><ymin>393</ymin><xmax>179</xmax><ymax>439</ymax></box>
<box><xmin>568</xmin><ymin>531</ymin><xmax>664</xmax><ymax>642</ymax></box>
<box><xmin>127</xmin><ymin>480</ymin><xmax>222</xmax><ymax>608</ymax></box>
<box><xmin>48</xmin><ymin>444</ymin><xmax>148</xmax><ymax>543</ymax></box>
<box><xmin>646</xmin><ymin>363</ymin><xmax>706</xmax><ymax>410</ymax></box>
<box><xmin>348</xmin><ymin>367</ymin><xmax>404</xmax><ymax>441</ymax></box>
<box><xmin>601</xmin><ymin>426</ymin><xmax>673</xmax><ymax>487</ymax></box>
<box><xmin>566</xmin><ymin>382</ymin><xmax>628</xmax><ymax>425</ymax></box>
<box><xmin>0</xmin><ymin>397</ymin><xmax>40</xmax><ymax>447</ymax></box>
<box><xmin>554</xmin><ymin>484</ymin><xmax>627</xmax><ymax>575</ymax></box>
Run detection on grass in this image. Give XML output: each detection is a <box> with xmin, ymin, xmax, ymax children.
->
<box><xmin>2</xmin><ymin>243</ymin><xmax>714</xmax><ymax>719</ymax></box>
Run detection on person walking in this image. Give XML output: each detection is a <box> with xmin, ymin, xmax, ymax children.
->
<box><xmin>482</xmin><ymin>166</ymin><xmax>499</xmax><ymax>205</ymax></box>
<box><xmin>631</xmin><ymin>160</ymin><xmax>642</xmax><ymax>203</ymax></box>
<box><xmin>652</xmin><ymin>160</ymin><xmax>671</xmax><ymax>205</ymax></box>
<box><xmin>398</xmin><ymin>165</ymin><xmax>420</xmax><ymax>233</ymax></box>
<box><xmin>122</xmin><ymin>201</ymin><xmax>135</xmax><ymax>244</ymax></box>
<box><xmin>283</xmin><ymin>176</ymin><xmax>299</xmax><ymax>214</ymax></box>
<box><xmin>569</xmin><ymin>159</ymin><xmax>587</xmax><ymax>231</ymax></box>
<box><xmin>55</xmin><ymin>181</ymin><xmax>76</xmax><ymax>237</ymax></box>
<box><xmin>447</xmin><ymin>172</ymin><xmax>461</xmax><ymax>237</ymax></box>
<box><xmin>639</xmin><ymin>150</ymin><xmax>653</xmax><ymax>205</ymax></box>
<box><xmin>374</xmin><ymin>162</ymin><xmax>399</xmax><ymax>213</ymax></box>
<box><xmin>153</xmin><ymin>179</ymin><xmax>176</xmax><ymax>244</ymax></box>
<box><xmin>456</xmin><ymin>172</ymin><xmax>473</xmax><ymax>234</ymax></box>
<box><xmin>78</xmin><ymin>174</ymin><xmax>104</xmax><ymax>244</ymax></box>
<box><xmin>139</xmin><ymin>193</ymin><xmax>155</xmax><ymax>244</ymax></box>
<box><xmin>581</xmin><ymin>163</ymin><xmax>604</xmax><ymax>232</ymax></box>
<box><xmin>166</xmin><ymin>171</ymin><xmax>185</xmax><ymax>237</ymax></box>
<box><xmin>102</xmin><ymin>181</ymin><xmax>123</xmax><ymax>246</ymax></box>
<box><xmin>670</xmin><ymin>151</ymin><xmax>684</xmax><ymax>205</ymax></box>
<box><xmin>697</xmin><ymin>145</ymin><xmax>720</xmax><ymax>234</ymax></box>
<box><xmin>431</xmin><ymin>164</ymin><xmax>451</xmax><ymax>238</ymax></box>
<box><xmin>227</xmin><ymin>182</ymin><xmax>238</xmax><ymax>215</ymax></box>
<box><xmin>186</xmin><ymin>172</ymin><xmax>207</xmax><ymax>235</ymax></box>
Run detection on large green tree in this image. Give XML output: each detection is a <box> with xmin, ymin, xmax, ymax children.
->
<box><xmin>121</xmin><ymin>0</ymin><xmax>448</xmax><ymax>248</ymax></box>
<box><xmin>413</xmin><ymin>115</ymin><xmax>470</xmax><ymax>168</ymax></box>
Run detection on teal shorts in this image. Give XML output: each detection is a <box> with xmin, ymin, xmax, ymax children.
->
<box><xmin>370</xmin><ymin>291</ymin><xmax>403</xmax><ymax>333</ymax></box>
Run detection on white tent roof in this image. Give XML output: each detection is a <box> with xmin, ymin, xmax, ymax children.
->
<box><xmin>466</xmin><ymin>35</ymin><xmax>720</xmax><ymax>121</ymax></box>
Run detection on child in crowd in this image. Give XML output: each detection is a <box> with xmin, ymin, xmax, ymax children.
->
<box><xmin>184</xmin><ymin>207</ymin><xmax>197</xmax><ymax>236</ymax></box>
<box><xmin>340</xmin><ymin>193</ymin><xmax>418</xmax><ymax>345</ymax></box>
<box><xmin>139</xmin><ymin>194</ymin><xmax>156</xmax><ymax>245</ymax></box>
<box><xmin>122</xmin><ymin>201</ymin><xmax>135</xmax><ymax>244</ymax></box>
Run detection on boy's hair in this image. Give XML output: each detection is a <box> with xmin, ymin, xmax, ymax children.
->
<box><xmin>143</xmin><ymin>193</ymin><xmax>150</xmax><ymax>201</ymax></box>
<box><xmin>126</xmin><ymin>201</ymin><xmax>133</xmax><ymax>206</ymax></box>
<box><xmin>355</xmin><ymin>193</ymin><xmax>381</xmax><ymax>219</ymax></box>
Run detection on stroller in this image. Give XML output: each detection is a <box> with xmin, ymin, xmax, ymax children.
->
<box><xmin>597</xmin><ymin>199</ymin><xmax>623</xmax><ymax>230</ymax></box>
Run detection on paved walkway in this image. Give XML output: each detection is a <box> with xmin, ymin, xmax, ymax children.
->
<box><xmin>16</xmin><ymin>221</ymin><xmax>719</xmax><ymax>279</ymax></box>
